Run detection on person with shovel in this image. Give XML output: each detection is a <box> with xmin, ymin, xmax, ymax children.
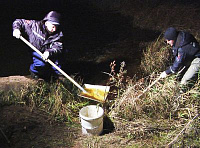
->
<box><xmin>12</xmin><ymin>11</ymin><xmax>64</xmax><ymax>80</ymax></box>
<box><xmin>160</xmin><ymin>27</ymin><xmax>200</xmax><ymax>89</ymax></box>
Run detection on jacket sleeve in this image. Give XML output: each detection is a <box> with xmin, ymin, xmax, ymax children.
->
<box><xmin>13</xmin><ymin>19</ymin><xmax>35</xmax><ymax>34</ymax></box>
<box><xmin>165</xmin><ymin>48</ymin><xmax>186</xmax><ymax>74</ymax></box>
<box><xmin>13</xmin><ymin>19</ymin><xmax>25</xmax><ymax>30</ymax></box>
<box><xmin>45</xmin><ymin>40</ymin><xmax>63</xmax><ymax>55</ymax></box>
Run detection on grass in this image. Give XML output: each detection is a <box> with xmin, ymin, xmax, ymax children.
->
<box><xmin>140</xmin><ymin>36</ymin><xmax>173</xmax><ymax>76</ymax></box>
<box><xmin>1</xmin><ymin>46</ymin><xmax>199</xmax><ymax>147</ymax></box>
<box><xmin>0</xmin><ymin>79</ymin><xmax>90</xmax><ymax>123</ymax></box>
<box><xmin>1</xmin><ymin>59</ymin><xmax>196</xmax><ymax>147</ymax></box>
<box><xmin>105</xmin><ymin>46</ymin><xmax>200</xmax><ymax>147</ymax></box>
<box><xmin>103</xmin><ymin>29</ymin><xmax>200</xmax><ymax>147</ymax></box>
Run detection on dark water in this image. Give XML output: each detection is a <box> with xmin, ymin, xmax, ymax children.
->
<box><xmin>0</xmin><ymin>0</ymin><xmax>162</xmax><ymax>84</ymax></box>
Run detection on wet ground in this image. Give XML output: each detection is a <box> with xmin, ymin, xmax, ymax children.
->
<box><xmin>0</xmin><ymin>105</ymin><xmax>80</xmax><ymax>148</ymax></box>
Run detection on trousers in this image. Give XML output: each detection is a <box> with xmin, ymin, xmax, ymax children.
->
<box><xmin>181</xmin><ymin>57</ymin><xmax>200</xmax><ymax>85</ymax></box>
<box><xmin>30</xmin><ymin>52</ymin><xmax>61</xmax><ymax>77</ymax></box>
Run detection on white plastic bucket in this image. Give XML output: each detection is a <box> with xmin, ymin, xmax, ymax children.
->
<box><xmin>79</xmin><ymin>105</ymin><xmax>104</xmax><ymax>135</ymax></box>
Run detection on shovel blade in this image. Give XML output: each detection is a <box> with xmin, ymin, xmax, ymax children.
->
<box><xmin>79</xmin><ymin>84</ymin><xmax>110</xmax><ymax>103</ymax></box>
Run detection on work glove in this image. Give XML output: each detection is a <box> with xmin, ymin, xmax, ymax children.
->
<box><xmin>42</xmin><ymin>51</ymin><xmax>50</xmax><ymax>62</ymax></box>
<box><xmin>160</xmin><ymin>71</ymin><xmax>167</xmax><ymax>78</ymax></box>
<box><xmin>13</xmin><ymin>29</ymin><xmax>21</xmax><ymax>39</ymax></box>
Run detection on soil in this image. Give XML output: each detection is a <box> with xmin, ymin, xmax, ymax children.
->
<box><xmin>0</xmin><ymin>76</ymin><xmax>36</xmax><ymax>92</ymax></box>
<box><xmin>0</xmin><ymin>76</ymin><xmax>79</xmax><ymax>148</ymax></box>
<box><xmin>0</xmin><ymin>105</ymin><xmax>81</xmax><ymax>148</ymax></box>
<box><xmin>0</xmin><ymin>76</ymin><xmax>114</xmax><ymax>148</ymax></box>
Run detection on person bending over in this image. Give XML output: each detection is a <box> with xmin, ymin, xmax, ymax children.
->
<box><xmin>13</xmin><ymin>11</ymin><xmax>64</xmax><ymax>80</ymax></box>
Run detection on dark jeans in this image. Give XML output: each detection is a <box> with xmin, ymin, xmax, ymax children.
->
<box><xmin>30</xmin><ymin>52</ymin><xmax>61</xmax><ymax>78</ymax></box>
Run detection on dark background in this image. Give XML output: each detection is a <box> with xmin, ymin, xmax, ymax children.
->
<box><xmin>0</xmin><ymin>0</ymin><xmax>68</xmax><ymax>76</ymax></box>
<box><xmin>1</xmin><ymin>0</ymin><xmax>145</xmax><ymax>84</ymax></box>
<box><xmin>2</xmin><ymin>0</ymin><xmax>199</xmax><ymax>84</ymax></box>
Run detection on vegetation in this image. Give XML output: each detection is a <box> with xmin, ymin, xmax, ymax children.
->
<box><xmin>0</xmin><ymin>79</ymin><xmax>90</xmax><ymax>123</ymax></box>
<box><xmin>106</xmin><ymin>64</ymin><xmax>200</xmax><ymax>147</ymax></box>
<box><xmin>1</xmin><ymin>36</ymin><xmax>199</xmax><ymax>147</ymax></box>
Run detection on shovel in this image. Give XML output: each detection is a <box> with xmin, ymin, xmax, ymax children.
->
<box><xmin>119</xmin><ymin>75</ymin><xmax>162</xmax><ymax>106</ymax></box>
<box><xmin>19</xmin><ymin>36</ymin><xmax>110</xmax><ymax>103</ymax></box>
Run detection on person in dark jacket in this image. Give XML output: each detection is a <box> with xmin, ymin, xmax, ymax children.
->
<box><xmin>13</xmin><ymin>11</ymin><xmax>63</xmax><ymax>80</ymax></box>
<box><xmin>160</xmin><ymin>27</ymin><xmax>200</xmax><ymax>86</ymax></box>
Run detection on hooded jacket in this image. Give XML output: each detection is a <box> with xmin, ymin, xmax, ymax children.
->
<box><xmin>165</xmin><ymin>31</ymin><xmax>200</xmax><ymax>74</ymax></box>
<box><xmin>12</xmin><ymin>11</ymin><xmax>63</xmax><ymax>57</ymax></box>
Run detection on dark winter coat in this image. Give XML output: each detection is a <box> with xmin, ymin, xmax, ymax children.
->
<box><xmin>165</xmin><ymin>31</ymin><xmax>200</xmax><ymax>74</ymax></box>
<box><xmin>12</xmin><ymin>19</ymin><xmax>63</xmax><ymax>57</ymax></box>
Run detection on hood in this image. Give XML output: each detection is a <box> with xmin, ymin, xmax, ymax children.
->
<box><xmin>43</xmin><ymin>11</ymin><xmax>61</xmax><ymax>25</ymax></box>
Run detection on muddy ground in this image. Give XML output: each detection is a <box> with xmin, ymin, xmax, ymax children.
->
<box><xmin>0</xmin><ymin>76</ymin><xmax>115</xmax><ymax>148</ymax></box>
<box><xmin>0</xmin><ymin>77</ymin><xmax>78</xmax><ymax>148</ymax></box>
<box><xmin>0</xmin><ymin>105</ymin><xmax>80</xmax><ymax>148</ymax></box>
<box><xmin>0</xmin><ymin>104</ymin><xmax>115</xmax><ymax>148</ymax></box>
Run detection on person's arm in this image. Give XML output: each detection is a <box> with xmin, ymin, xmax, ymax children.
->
<box><xmin>165</xmin><ymin>48</ymin><xmax>185</xmax><ymax>74</ymax></box>
<box><xmin>45</xmin><ymin>32</ymin><xmax>64</xmax><ymax>57</ymax></box>
<box><xmin>160</xmin><ymin>48</ymin><xmax>185</xmax><ymax>78</ymax></box>
<box><xmin>42</xmin><ymin>40</ymin><xmax>63</xmax><ymax>61</ymax></box>
<box><xmin>13</xmin><ymin>19</ymin><xmax>35</xmax><ymax>38</ymax></box>
<box><xmin>45</xmin><ymin>41</ymin><xmax>63</xmax><ymax>55</ymax></box>
<box><xmin>12</xmin><ymin>19</ymin><xmax>25</xmax><ymax>38</ymax></box>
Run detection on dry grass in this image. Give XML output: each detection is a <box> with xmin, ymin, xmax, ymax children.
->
<box><xmin>140</xmin><ymin>36</ymin><xmax>172</xmax><ymax>76</ymax></box>
<box><xmin>0</xmin><ymin>80</ymin><xmax>90</xmax><ymax>123</ymax></box>
<box><xmin>105</xmin><ymin>70</ymin><xmax>199</xmax><ymax>147</ymax></box>
<box><xmin>103</xmin><ymin>26</ymin><xmax>200</xmax><ymax>147</ymax></box>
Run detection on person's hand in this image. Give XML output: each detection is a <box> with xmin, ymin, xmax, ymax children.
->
<box><xmin>43</xmin><ymin>51</ymin><xmax>49</xmax><ymax>61</ymax></box>
<box><xmin>160</xmin><ymin>71</ymin><xmax>167</xmax><ymax>78</ymax></box>
<box><xmin>13</xmin><ymin>29</ymin><xmax>21</xmax><ymax>39</ymax></box>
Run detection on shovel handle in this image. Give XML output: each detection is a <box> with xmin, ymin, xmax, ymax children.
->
<box><xmin>20</xmin><ymin>36</ymin><xmax>44</xmax><ymax>58</ymax></box>
<box><xmin>137</xmin><ymin>75</ymin><xmax>162</xmax><ymax>99</ymax></box>
<box><xmin>19</xmin><ymin>36</ymin><xmax>87</xmax><ymax>93</ymax></box>
<box><xmin>142</xmin><ymin>75</ymin><xmax>161</xmax><ymax>94</ymax></box>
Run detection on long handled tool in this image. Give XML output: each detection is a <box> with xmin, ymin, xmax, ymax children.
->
<box><xmin>20</xmin><ymin>36</ymin><xmax>87</xmax><ymax>93</ymax></box>
<box><xmin>119</xmin><ymin>75</ymin><xmax>162</xmax><ymax>106</ymax></box>
<box><xmin>137</xmin><ymin>75</ymin><xmax>162</xmax><ymax>99</ymax></box>
<box><xmin>19</xmin><ymin>36</ymin><xmax>110</xmax><ymax>103</ymax></box>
